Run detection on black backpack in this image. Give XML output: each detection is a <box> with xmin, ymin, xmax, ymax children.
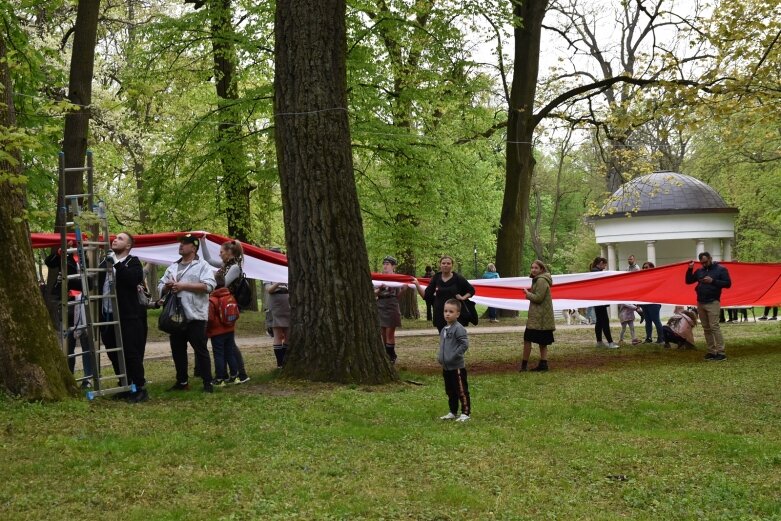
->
<box><xmin>231</xmin><ymin>273</ymin><xmax>253</xmax><ymax>310</ymax></box>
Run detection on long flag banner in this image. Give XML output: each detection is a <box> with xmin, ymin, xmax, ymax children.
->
<box><xmin>31</xmin><ymin>232</ymin><xmax>781</xmax><ymax>310</ymax></box>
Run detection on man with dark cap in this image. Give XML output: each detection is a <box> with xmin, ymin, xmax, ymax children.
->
<box><xmin>685</xmin><ymin>252</ymin><xmax>732</xmax><ymax>361</ymax></box>
<box><xmin>158</xmin><ymin>233</ymin><xmax>217</xmax><ymax>392</ymax></box>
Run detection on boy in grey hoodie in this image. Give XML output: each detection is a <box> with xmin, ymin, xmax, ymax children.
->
<box><xmin>438</xmin><ymin>299</ymin><xmax>471</xmax><ymax>422</ymax></box>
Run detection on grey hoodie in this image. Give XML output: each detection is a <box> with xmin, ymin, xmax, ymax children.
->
<box><xmin>437</xmin><ymin>321</ymin><xmax>469</xmax><ymax>370</ymax></box>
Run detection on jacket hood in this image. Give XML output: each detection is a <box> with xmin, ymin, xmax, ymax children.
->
<box><xmin>534</xmin><ymin>272</ymin><xmax>553</xmax><ymax>285</ymax></box>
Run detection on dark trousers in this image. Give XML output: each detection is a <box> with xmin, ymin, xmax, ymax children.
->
<box><xmin>763</xmin><ymin>306</ymin><xmax>778</xmax><ymax>318</ymax></box>
<box><xmin>170</xmin><ymin>320</ymin><xmax>213</xmax><ymax>385</ymax></box>
<box><xmin>426</xmin><ymin>301</ymin><xmax>433</xmax><ymax>321</ymax></box>
<box><xmin>227</xmin><ymin>344</ymin><xmax>248</xmax><ymax>379</ymax></box>
<box><xmin>67</xmin><ymin>332</ymin><xmax>93</xmax><ymax>377</ymax></box>
<box><xmin>211</xmin><ymin>332</ymin><xmax>242</xmax><ymax>380</ymax></box>
<box><xmin>442</xmin><ymin>368</ymin><xmax>471</xmax><ymax>416</ymax></box>
<box><xmin>594</xmin><ymin>305</ymin><xmax>613</xmax><ymax>343</ymax></box>
<box><xmin>640</xmin><ymin>304</ymin><xmax>664</xmax><ymax>342</ymax></box>
<box><xmin>101</xmin><ymin>314</ymin><xmax>147</xmax><ymax>389</ymax></box>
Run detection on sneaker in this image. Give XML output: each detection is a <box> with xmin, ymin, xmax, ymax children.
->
<box><xmin>607</xmin><ymin>342</ymin><xmax>619</xmax><ymax>349</ymax></box>
<box><xmin>456</xmin><ymin>414</ymin><xmax>471</xmax><ymax>422</ymax></box>
<box><xmin>212</xmin><ymin>379</ymin><xmax>227</xmax><ymax>387</ymax></box>
<box><xmin>226</xmin><ymin>375</ymin><xmax>239</xmax><ymax>385</ymax></box>
<box><xmin>440</xmin><ymin>412</ymin><xmax>457</xmax><ymax>420</ymax></box>
<box><xmin>236</xmin><ymin>375</ymin><xmax>251</xmax><ymax>385</ymax></box>
<box><xmin>80</xmin><ymin>379</ymin><xmax>92</xmax><ymax>389</ymax></box>
<box><xmin>770</xmin><ymin>317</ymin><xmax>778</xmax><ymax>321</ymax></box>
<box><xmin>758</xmin><ymin>316</ymin><xmax>768</xmax><ymax>321</ymax></box>
<box><xmin>203</xmin><ymin>383</ymin><xmax>214</xmax><ymax>393</ymax></box>
<box><xmin>167</xmin><ymin>382</ymin><xmax>190</xmax><ymax>391</ymax></box>
<box><xmin>596</xmin><ymin>341</ymin><xmax>607</xmax><ymax>348</ymax></box>
<box><xmin>704</xmin><ymin>353</ymin><xmax>716</xmax><ymax>360</ymax></box>
<box><xmin>631</xmin><ymin>338</ymin><xmax>642</xmax><ymax>345</ymax></box>
<box><xmin>711</xmin><ymin>353</ymin><xmax>727</xmax><ymax>361</ymax></box>
<box><xmin>643</xmin><ymin>338</ymin><xmax>653</xmax><ymax>343</ymax></box>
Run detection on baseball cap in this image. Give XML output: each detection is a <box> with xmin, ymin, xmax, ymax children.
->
<box><xmin>179</xmin><ymin>233</ymin><xmax>200</xmax><ymax>249</ymax></box>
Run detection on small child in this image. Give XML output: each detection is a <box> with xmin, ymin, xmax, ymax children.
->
<box><xmin>437</xmin><ymin>299</ymin><xmax>471</xmax><ymax>422</ymax></box>
<box><xmin>618</xmin><ymin>303</ymin><xmax>641</xmax><ymax>345</ymax></box>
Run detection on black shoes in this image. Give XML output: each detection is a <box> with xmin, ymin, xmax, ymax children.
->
<box><xmin>531</xmin><ymin>360</ymin><xmax>549</xmax><ymax>372</ymax></box>
<box><xmin>128</xmin><ymin>388</ymin><xmax>149</xmax><ymax>403</ymax></box>
<box><xmin>704</xmin><ymin>353</ymin><xmax>726</xmax><ymax>361</ymax></box>
<box><xmin>167</xmin><ymin>381</ymin><xmax>190</xmax><ymax>391</ymax></box>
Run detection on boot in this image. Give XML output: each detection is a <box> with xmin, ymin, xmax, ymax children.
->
<box><xmin>273</xmin><ymin>345</ymin><xmax>285</xmax><ymax>368</ymax></box>
<box><xmin>519</xmin><ymin>360</ymin><xmax>528</xmax><ymax>372</ymax></box>
<box><xmin>385</xmin><ymin>344</ymin><xmax>397</xmax><ymax>363</ymax></box>
<box><xmin>531</xmin><ymin>360</ymin><xmax>549</xmax><ymax>372</ymax></box>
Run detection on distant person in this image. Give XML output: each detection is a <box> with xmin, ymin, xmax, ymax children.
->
<box><xmin>45</xmin><ymin>242</ymin><xmax>93</xmax><ymax>387</ymax></box>
<box><xmin>590</xmin><ymin>257</ymin><xmax>618</xmax><ymax>349</ymax></box>
<box><xmin>481</xmin><ymin>263</ymin><xmax>500</xmax><ymax>323</ymax></box>
<box><xmin>415</xmin><ymin>255</ymin><xmax>474</xmax><ymax>332</ymax></box>
<box><xmin>663</xmin><ymin>307</ymin><xmax>698</xmax><ymax>349</ymax></box>
<box><xmin>158</xmin><ymin>233</ymin><xmax>217</xmax><ymax>392</ymax></box>
<box><xmin>264</xmin><ymin>280</ymin><xmax>291</xmax><ymax>369</ymax></box>
<box><xmin>626</xmin><ymin>255</ymin><xmax>640</xmax><ymax>272</ymax></box>
<box><xmin>423</xmin><ymin>265</ymin><xmax>435</xmax><ymax>321</ymax></box>
<box><xmin>618</xmin><ymin>303</ymin><xmax>641</xmax><ymax>345</ymax></box>
<box><xmin>685</xmin><ymin>252</ymin><xmax>732</xmax><ymax>361</ymax></box>
<box><xmin>520</xmin><ymin>260</ymin><xmax>555</xmax><ymax>372</ymax></box>
<box><xmin>726</xmin><ymin>308</ymin><xmax>747</xmax><ymax>323</ymax></box>
<box><xmin>437</xmin><ymin>299</ymin><xmax>471</xmax><ymax>422</ymax></box>
<box><xmin>639</xmin><ymin>261</ymin><xmax>664</xmax><ymax>344</ymax></box>
<box><xmin>759</xmin><ymin>306</ymin><xmax>779</xmax><ymax>321</ymax></box>
<box><xmin>375</xmin><ymin>255</ymin><xmax>405</xmax><ymax>363</ymax></box>
<box><xmin>201</xmin><ymin>239</ymin><xmax>250</xmax><ymax>384</ymax></box>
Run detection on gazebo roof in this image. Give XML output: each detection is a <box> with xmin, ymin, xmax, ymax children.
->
<box><xmin>596</xmin><ymin>172</ymin><xmax>738</xmax><ymax>218</ymax></box>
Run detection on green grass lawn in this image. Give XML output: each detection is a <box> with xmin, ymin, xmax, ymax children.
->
<box><xmin>2</xmin><ymin>322</ymin><xmax>781</xmax><ymax>520</ymax></box>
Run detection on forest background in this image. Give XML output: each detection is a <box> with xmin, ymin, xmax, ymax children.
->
<box><xmin>4</xmin><ymin>0</ymin><xmax>781</xmax><ymax>277</ymax></box>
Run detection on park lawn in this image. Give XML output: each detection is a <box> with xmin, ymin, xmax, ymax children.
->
<box><xmin>2</xmin><ymin>323</ymin><xmax>781</xmax><ymax>520</ymax></box>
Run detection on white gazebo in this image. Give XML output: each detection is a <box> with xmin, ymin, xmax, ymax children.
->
<box><xmin>591</xmin><ymin>172</ymin><xmax>739</xmax><ymax>270</ymax></box>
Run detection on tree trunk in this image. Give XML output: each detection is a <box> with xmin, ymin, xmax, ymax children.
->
<box><xmin>495</xmin><ymin>0</ymin><xmax>547</xmax><ymax>279</ymax></box>
<box><xmin>57</xmin><ymin>0</ymin><xmax>101</xmax><ymax>229</ymax></box>
<box><xmin>274</xmin><ymin>0</ymin><xmax>396</xmax><ymax>383</ymax></box>
<box><xmin>0</xmin><ymin>34</ymin><xmax>77</xmax><ymax>400</ymax></box>
<box><xmin>208</xmin><ymin>0</ymin><xmax>252</xmax><ymax>242</ymax></box>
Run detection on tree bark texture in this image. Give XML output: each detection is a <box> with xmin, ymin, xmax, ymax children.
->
<box><xmin>495</xmin><ymin>0</ymin><xmax>547</xmax><ymax>279</ymax></box>
<box><xmin>208</xmin><ymin>0</ymin><xmax>252</xmax><ymax>242</ymax></box>
<box><xmin>0</xmin><ymin>35</ymin><xmax>78</xmax><ymax>400</ymax></box>
<box><xmin>274</xmin><ymin>0</ymin><xmax>397</xmax><ymax>383</ymax></box>
<box><xmin>57</xmin><ymin>0</ymin><xmax>101</xmax><ymax>230</ymax></box>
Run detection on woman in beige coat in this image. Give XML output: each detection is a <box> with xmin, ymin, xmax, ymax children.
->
<box><xmin>521</xmin><ymin>260</ymin><xmax>556</xmax><ymax>372</ymax></box>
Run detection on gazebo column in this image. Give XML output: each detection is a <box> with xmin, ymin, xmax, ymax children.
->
<box><xmin>723</xmin><ymin>239</ymin><xmax>733</xmax><ymax>261</ymax></box>
<box><xmin>606</xmin><ymin>243</ymin><xmax>617</xmax><ymax>271</ymax></box>
<box><xmin>695</xmin><ymin>239</ymin><xmax>706</xmax><ymax>258</ymax></box>
<box><xmin>645</xmin><ymin>240</ymin><xmax>657</xmax><ymax>265</ymax></box>
<box><xmin>600</xmin><ymin>244</ymin><xmax>607</xmax><ymax>259</ymax></box>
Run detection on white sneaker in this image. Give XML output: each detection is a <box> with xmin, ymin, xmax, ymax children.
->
<box><xmin>456</xmin><ymin>414</ymin><xmax>470</xmax><ymax>422</ymax></box>
<box><xmin>607</xmin><ymin>342</ymin><xmax>619</xmax><ymax>349</ymax></box>
<box><xmin>440</xmin><ymin>412</ymin><xmax>457</xmax><ymax>420</ymax></box>
<box><xmin>596</xmin><ymin>342</ymin><xmax>607</xmax><ymax>348</ymax></box>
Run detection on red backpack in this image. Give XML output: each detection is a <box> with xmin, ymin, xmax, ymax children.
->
<box><xmin>207</xmin><ymin>287</ymin><xmax>240</xmax><ymax>337</ymax></box>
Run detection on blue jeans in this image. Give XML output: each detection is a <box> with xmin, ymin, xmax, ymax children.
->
<box><xmin>68</xmin><ymin>332</ymin><xmax>93</xmax><ymax>377</ymax></box>
<box><xmin>641</xmin><ymin>304</ymin><xmax>664</xmax><ymax>342</ymax></box>
<box><xmin>211</xmin><ymin>332</ymin><xmax>237</xmax><ymax>380</ymax></box>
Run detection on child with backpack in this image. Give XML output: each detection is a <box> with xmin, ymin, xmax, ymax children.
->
<box><xmin>202</xmin><ymin>239</ymin><xmax>250</xmax><ymax>385</ymax></box>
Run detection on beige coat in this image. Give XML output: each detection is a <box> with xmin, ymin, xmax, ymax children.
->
<box><xmin>526</xmin><ymin>272</ymin><xmax>555</xmax><ymax>330</ymax></box>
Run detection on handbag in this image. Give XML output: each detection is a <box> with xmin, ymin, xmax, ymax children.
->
<box><xmin>158</xmin><ymin>293</ymin><xmax>189</xmax><ymax>333</ymax></box>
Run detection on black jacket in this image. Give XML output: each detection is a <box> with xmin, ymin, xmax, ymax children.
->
<box><xmin>685</xmin><ymin>262</ymin><xmax>732</xmax><ymax>303</ymax></box>
<box><xmin>98</xmin><ymin>255</ymin><xmax>145</xmax><ymax>320</ymax></box>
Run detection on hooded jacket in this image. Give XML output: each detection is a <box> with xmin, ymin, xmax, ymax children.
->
<box><xmin>526</xmin><ymin>272</ymin><xmax>556</xmax><ymax>330</ymax></box>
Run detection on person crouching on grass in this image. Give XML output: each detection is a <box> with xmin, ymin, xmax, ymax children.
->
<box><xmin>438</xmin><ymin>299</ymin><xmax>471</xmax><ymax>422</ymax></box>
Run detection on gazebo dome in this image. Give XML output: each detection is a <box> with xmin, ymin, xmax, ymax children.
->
<box><xmin>598</xmin><ymin>171</ymin><xmax>737</xmax><ymax>217</ymax></box>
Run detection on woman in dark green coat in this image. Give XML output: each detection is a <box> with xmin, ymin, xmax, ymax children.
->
<box><xmin>520</xmin><ymin>260</ymin><xmax>555</xmax><ymax>372</ymax></box>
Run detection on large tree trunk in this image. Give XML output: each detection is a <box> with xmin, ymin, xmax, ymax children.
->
<box><xmin>495</xmin><ymin>0</ymin><xmax>548</xmax><ymax>279</ymax></box>
<box><xmin>57</xmin><ymin>0</ymin><xmax>101</xmax><ymax>228</ymax></box>
<box><xmin>0</xmin><ymin>34</ymin><xmax>77</xmax><ymax>400</ymax></box>
<box><xmin>274</xmin><ymin>0</ymin><xmax>396</xmax><ymax>383</ymax></box>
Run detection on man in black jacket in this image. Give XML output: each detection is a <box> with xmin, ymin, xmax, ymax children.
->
<box><xmin>685</xmin><ymin>252</ymin><xmax>732</xmax><ymax>361</ymax></box>
<box><xmin>99</xmin><ymin>232</ymin><xmax>148</xmax><ymax>402</ymax></box>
